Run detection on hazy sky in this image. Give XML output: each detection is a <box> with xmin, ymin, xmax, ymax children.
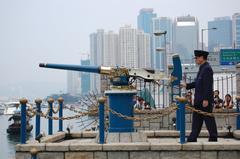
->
<box><xmin>0</xmin><ymin>0</ymin><xmax>239</xmax><ymax>99</ymax></box>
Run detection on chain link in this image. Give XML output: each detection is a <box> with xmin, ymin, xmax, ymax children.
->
<box><xmin>185</xmin><ymin>105</ymin><xmax>240</xmax><ymax>117</ymax></box>
<box><xmin>25</xmin><ymin>102</ymin><xmax>240</xmax><ymax>121</ymax></box>
<box><xmin>52</xmin><ymin>105</ymin><xmax>60</xmax><ymax>114</ymax></box>
<box><xmin>108</xmin><ymin>103</ymin><xmax>178</xmax><ymax>121</ymax></box>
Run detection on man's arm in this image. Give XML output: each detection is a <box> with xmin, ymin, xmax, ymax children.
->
<box><xmin>186</xmin><ymin>82</ymin><xmax>196</xmax><ymax>90</ymax></box>
<box><xmin>202</xmin><ymin>67</ymin><xmax>213</xmax><ymax>106</ymax></box>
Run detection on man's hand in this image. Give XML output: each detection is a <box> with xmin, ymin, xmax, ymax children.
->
<box><xmin>203</xmin><ymin>100</ymin><xmax>208</xmax><ymax>107</ymax></box>
<box><xmin>180</xmin><ymin>83</ymin><xmax>186</xmax><ymax>88</ymax></box>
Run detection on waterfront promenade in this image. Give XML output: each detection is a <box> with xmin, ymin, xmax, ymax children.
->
<box><xmin>16</xmin><ymin>130</ymin><xmax>240</xmax><ymax>159</ymax></box>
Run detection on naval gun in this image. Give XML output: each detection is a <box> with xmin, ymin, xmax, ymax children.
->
<box><xmin>39</xmin><ymin>54</ymin><xmax>182</xmax><ymax>132</ymax></box>
<box><xmin>39</xmin><ymin>60</ymin><xmax>176</xmax><ymax>87</ymax></box>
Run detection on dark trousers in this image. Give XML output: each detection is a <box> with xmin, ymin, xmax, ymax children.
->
<box><xmin>188</xmin><ymin>104</ymin><xmax>218</xmax><ymax>141</ymax></box>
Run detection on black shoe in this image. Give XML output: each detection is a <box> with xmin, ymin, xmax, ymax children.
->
<box><xmin>209</xmin><ymin>138</ymin><xmax>218</xmax><ymax>142</ymax></box>
<box><xmin>187</xmin><ymin>138</ymin><xmax>197</xmax><ymax>142</ymax></box>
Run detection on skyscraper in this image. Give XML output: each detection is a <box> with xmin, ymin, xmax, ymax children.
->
<box><xmin>67</xmin><ymin>71</ymin><xmax>80</xmax><ymax>96</ymax></box>
<box><xmin>208</xmin><ymin>17</ymin><xmax>232</xmax><ymax>52</ymax></box>
<box><xmin>103</xmin><ymin>31</ymin><xmax>119</xmax><ymax>66</ymax></box>
<box><xmin>119</xmin><ymin>25</ymin><xmax>138</xmax><ymax>68</ymax></box>
<box><xmin>137</xmin><ymin>8</ymin><xmax>156</xmax><ymax>33</ymax></box>
<box><xmin>137</xmin><ymin>31</ymin><xmax>151</xmax><ymax>68</ymax></box>
<box><xmin>153</xmin><ymin>17</ymin><xmax>173</xmax><ymax>69</ymax></box>
<box><xmin>80</xmin><ymin>59</ymin><xmax>90</xmax><ymax>95</ymax></box>
<box><xmin>137</xmin><ymin>8</ymin><xmax>157</xmax><ymax>68</ymax></box>
<box><xmin>118</xmin><ymin>25</ymin><xmax>151</xmax><ymax>68</ymax></box>
<box><xmin>90</xmin><ymin>29</ymin><xmax>104</xmax><ymax>93</ymax></box>
<box><xmin>232</xmin><ymin>13</ymin><xmax>240</xmax><ymax>49</ymax></box>
<box><xmin>173</xmin><ymin>15</ymin><xmax>199</xmax><ymax>64</ymax></box>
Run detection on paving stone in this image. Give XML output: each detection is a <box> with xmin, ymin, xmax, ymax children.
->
<box><xmin>159</xmin><ymin>151</ymin><xmax>182</xmax><ymax>159</ymax></box>
<box><xmin>65</xmin><ymin>152</ymin><xmax>93</xmax><ymax>159</ymax></box>
<box><xmin>38</xmin><ymin>152</ymin><xmax>64</xmax><ymax>159</ymax></box>
<box><xmin>70</xmin><ymin>143</ymin><xmax>102</xmax><ymax>151</ymax></box>
<box><xmin>203</xmin><ymin>141</ymin><xmax>240</xmax><ymax>150</ymax></box>
<box><xmin>82</xmin><ymin>131</ymin><xmax>98</xmax><ymax>138</ymax></box>
<box><xmin>142</xmin><ymin>120</ymin><xmax>150</xmax><ymax>127</ymax></box>
<box><xmin>200</xmin><ymin>151</ymin><xmax>217</xmax><ymax>159</ymax></box>
<box><xmin>108</xmin><ymin>152</ymin><xmax>128</xmax><ymax>159</ymax></box>
<box><xmin>181</xmin><ymin>151</ymin><xmax>200</xmax><ymax>159</ymax></box>
<box><xmin>16</xmin><ymin>143</ymin><xmax>45</xmax><ymax>152</ymax></box>
<box><xmin>218</xmin><ymin>151</ymin><xmax>240</xmax><ymax>159</ymax></box>
<box><xmin>130</xmin><ymin>151</ymin><xmax>159</xmax><ymax>159</ymax></box>
<box><xmin>70</xmin><ymin>132</ymin><xmax>82</xmax><ymax>138</ymax></box>
<box><xmin>103</xmin><ymin>142</ymin><xmax>150</xmax><ymax>151</ymax></box>
<box><xmin>15</xmin><ymin>152</ymin><xmax>31</xmax><ymax>159</ymax></box>
<box><xmin>150</xmin><ymin>118</ymin><xmax>161</xmax><ymax>123</ymax></box>
<box><xmin>120</xmin><ymin>133</ymin><xmax>131</xmax><ymax>143</ymax></box>
<box><xmin>151</xmin><ymin>142</ymin><xmax>181</xmax><ymax>150</ymax></box>
<box><xmin>149</xmin><ymin>122</ymin><xmax>161</xmax><ymax>130</ymax></box>
<box><xmin>182</xmin><ymin>142</ymin><xmax>203</xmax><ymax>150</ymax></box>
<box><xmin>134</xmin><ymin>122</ymin><xmax>141</xmax><ymax>127</ymax></box>
<box><xmin>141</xmin><ymin>130</ymin><xmax>154</xmax><ymax>137</ymax></box>
<box><xmin>41</xmin><ymin>132</ymin><xmax>66</xmax><ymax>143</ymax></box>
<box><xmin>94</xmin><ymin>152</ymin><xmax>107</xmax><ymax>159</ymax></box>
<box><xmin>131</xmin><ymin>132</ymin><xmax>147</xmax><ymax>142</ymax></box>
<box><xmin>162</xmin><ymin>116</ymin><xmax>169</xmax><ymax>128</ymax></box>
<box><xmin>154</xmin><ymin>130</ymin><xmax>179</xmax><ymax>137</ymax></box>
<box><xmin>46</xmin><ymin>143</ymin><xmax>69</xmax><ymax>151</ymax></box>
<box><xmin>106</xmin><ymin>133</ymin><xmax>119</xmax><ymax>143</ymax></box>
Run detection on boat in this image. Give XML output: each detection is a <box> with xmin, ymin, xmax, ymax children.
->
<box><xmin>0</xmin><ymin>104</ymin><xmax>4</xmax><ymax>115</ymax></box>
<box><xmin>6</xmin><ymin>103</ymin><xmax>33</xmax><ymax>134</ymax></box>
<box><xmin>7</xmin><ymin>113</ymin><xmax>33</xmax><ymax>134</ymax></box>
<box><xmin>4</xmin><ymin>102</ymin><xmax>21</xmax><ymax>115</ymax></box>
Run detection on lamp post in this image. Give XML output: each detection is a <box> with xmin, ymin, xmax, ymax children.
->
<box><xmin>154</xmin><ymin>30</ymin><xmax>167</xmax><ymax>74</ymax></box>
<box><xmin>201</xmin><ymin>27</ymin><xmax>217</xmax><ymax>50</ymax></box>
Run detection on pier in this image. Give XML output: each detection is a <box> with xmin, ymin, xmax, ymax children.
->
<box><xmin>15</xmin><ymin>56</ymin><xmax>240</xmax><ymax>159</ymax></box>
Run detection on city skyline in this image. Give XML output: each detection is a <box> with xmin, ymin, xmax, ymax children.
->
<box><xmin>0</xmin><ymin>0</ymin><xmax>239</xmax><ymax>99</ymax></box>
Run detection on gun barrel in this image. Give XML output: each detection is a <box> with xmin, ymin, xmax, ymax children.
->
<box><xmin>39</xmin><ymin>63</ymin><xmax>101</xmax><ymax>74</ymax></box>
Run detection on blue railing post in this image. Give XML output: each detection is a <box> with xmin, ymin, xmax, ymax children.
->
<box><xmin>176</xmin><ymin>101</ymin><xmax>180</xmax><ymax>130</ymax></box>
<box><xmin>98</xmin><ymin>97</ymin><xmax>106</xmax><ymax>144</ymax></box>
<box><xmin>47</xmin><ymin>98</ymin><xmax>54</xmax><ymax>135</ymax></box>
<box><xmin>236</xmin><ymin>97</ymin><xmax>240</xmax><ymax>129</ymax></box>
<box><xmin>170</xmin><ymin>55</ymin><xmax>182</xmax><ymax>130</ymax></box>
<box><xmin>58</xmin><ymin>97</ymin><xmax>64</xmax><ymax>132</ymax></box>
<box><xmin>35</xmin><ymin>99</ymin><xmax>42</xmax><ymax>138</ymax></box>
<box><xmin>20</xmin><ymin>98</ymin><xmax>28</xmax><ymax>144</ymax></box>
<box><xmin>176</xmin><ymin>96</ymin><xmax>187</xmax><ymax>144</ymax></box>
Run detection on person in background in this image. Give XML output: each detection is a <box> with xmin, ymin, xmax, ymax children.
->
<box><xmin>134</xmin><ymin>97</ymin><xmax>144</xmax><ymax>110</ymax></box>
<box><xmin>213</xmin><ymin>90</ymin><xmax>223</xmax><ymax>109</ymax></box>
<box><xmin>144</xmin><ymin>102</ymin><xmax>151</xmax><ymax>110</ymax></box>
<box><xmin>223</xmin><ymin>94</ymin><xmax>233</xmax><ymax>109</ymax></box>
<box><xmin>185</xmin><ymin>91</ymin><xmax>193</xmax><ymax>106</ymax></box>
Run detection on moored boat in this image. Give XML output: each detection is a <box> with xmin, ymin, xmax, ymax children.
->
<box><xmin>7</xmin><ymin>113</ymin><xmax>33</xmax><ymax>134</ymax></box>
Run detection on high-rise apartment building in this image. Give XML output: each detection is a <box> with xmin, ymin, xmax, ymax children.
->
<box><xmin>232</xmin><ymin>13</ymin><xmax>240</xmax><ymax>49</ymax></box>
<box><xmin>119</xmin><ymin>25</ymin><xmax>138</xmax><ymax>68</ymax></box>
<box><xmin>137</xmin><ymin>31</ymin><xmax>151</xmax><ymax>68</ymax></box>
<box><xmin>67</xmin><ymin>71</ymin><xmax>80</xmax><ymax>96</ymax></box>
<box><xmin>153</xmin><ymin>17</ymin><xmax>173</xmax><ymax>69</ymax></box>
<box><xmin>137</xmin><ymin>8</ymin><xmax>157</xmax><ymax>68</ymax></box>
<box><xmin>208</xmin><ymin>17</ymin><xmax>232</xmax><ymax>52</ymax></box>
<box><xmin>89</xmin><ymin>29</ymin><xmax>104</xmax><ymax>93</ymax></box>
<box><xmin>173</xmin><ymin>15</ymin><xmax>199</xmax><ymax>64</ymax></box>
<box><xmin>103</xmin><ymin>31</ymin><xmax>119</xmax><ymax>66</ymax></box>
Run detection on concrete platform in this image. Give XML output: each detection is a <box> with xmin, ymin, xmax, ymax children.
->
<box><xmin>16</xmin><ymin>130</ymin><xmax>240</xmax><ymax>159</ymax></box>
